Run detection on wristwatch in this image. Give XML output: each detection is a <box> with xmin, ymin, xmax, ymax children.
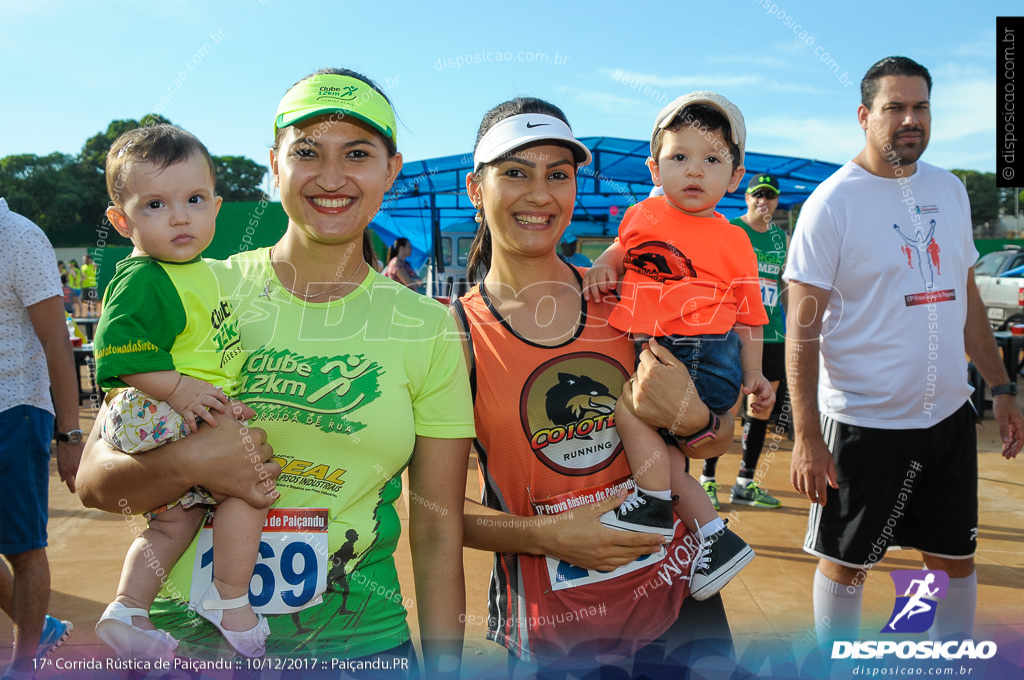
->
<box><xmin>990</xmin><ymin>383</ymin><xmax>1018</xmax><ymax>397</ymax></box>
<box><xmin>55</xmin><ymin>429</ymin><xmax>84</xmax><ymax>445</ymax></box>
<box><xmin>681</xmin><ymin>412</ymin><xmax>721</xmax><ymax>449</ymax></box>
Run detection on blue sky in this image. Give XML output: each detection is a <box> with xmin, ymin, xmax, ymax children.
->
<box><xmin>0</xmin><ymin>0</ymin><xmax>1016</xmax><ymax>192</ymax></box>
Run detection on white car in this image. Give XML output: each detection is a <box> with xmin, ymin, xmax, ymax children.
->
<box><xmin>975</xmin><ymin>245</ymin><xmax>1024</xmax><ymax>330</ymax></box>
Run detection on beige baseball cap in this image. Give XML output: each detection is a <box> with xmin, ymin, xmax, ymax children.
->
<box><xmin>651</xmin><ymin>91</ymin><xmax>746</xmax><ymax>165</ymax></box>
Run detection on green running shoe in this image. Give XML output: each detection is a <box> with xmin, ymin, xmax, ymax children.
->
<box><xmin>730</xmin><ymin>480</ymin><xmax>781</xmax><ymax>508</ymax></box>
<box><xmin>702</xmin><ymin>479</ymin><xmax>720</xmax><ymax>511</ymax></box>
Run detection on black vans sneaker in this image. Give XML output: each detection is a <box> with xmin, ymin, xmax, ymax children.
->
<box><xmin>599</xmin><ymin>490</ymin><xmax>675</xmax><ymax>538</ymax></box>
<box><xmin>689</xmin><ymin>520</ymin><xmax>755</xmax><ymax>600</ymax></box>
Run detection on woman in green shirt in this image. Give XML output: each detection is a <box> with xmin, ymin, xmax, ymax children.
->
<box><xmin>77</xmin><ymin>68</ymin><xmax>473</xmax><ymax>676</ymax></box>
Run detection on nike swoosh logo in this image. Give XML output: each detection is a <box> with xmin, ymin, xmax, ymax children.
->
<box><xmin>525</xmin><ymin>122</ymin><xmax>550</xmax><ymax>128</ymax></box>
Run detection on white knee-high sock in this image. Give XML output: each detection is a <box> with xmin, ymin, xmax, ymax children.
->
<box><xmin>814</xmin><ymin>567</ymin><xmax>863</xmax><ymax>644</ymax></box>
<box><xmin>929</xmin><ymin>572</ymin><xmax>977</xmax><ymax>641</ymax></box>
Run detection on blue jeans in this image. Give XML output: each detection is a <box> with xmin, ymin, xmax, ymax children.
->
<box><xmin>634</xmin><ymin>331</ymin><xmax>742</xmax><ymax>413</ymax></box>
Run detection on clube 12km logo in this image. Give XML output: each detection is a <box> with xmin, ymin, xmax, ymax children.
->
<box><xmin>520</xmin><ymin>353</ymin><xmax>628</xmax><ymax>475</ymax></box>
<box><xmin>832</xmin><ymin>570</ymin><xmax>997</xmax><ymax>661</ymax></box>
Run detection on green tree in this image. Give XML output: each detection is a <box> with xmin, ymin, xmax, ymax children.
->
<box><xmin>950</xmin><ymin>169</ymin><xmax>1000</xmax><ymax>236</ymax></box>
<box><xmin>0</xmin><ymin>152</ymin><xmax>95</xmax><ymax>244</ymax></box>
<box><xmin>0</xmin><ymin>113</ymin><xmax>266</xmax><ymax>246</ymax></box>
<box><xmin>212</xmin><ymin>156</ymin><xmax>268</xmax><ymax>201</ymax></box>
<box><xmin>999</xmin><ymin>186</ymin><xmax>1024</xmax><ymax>220</ymax></box>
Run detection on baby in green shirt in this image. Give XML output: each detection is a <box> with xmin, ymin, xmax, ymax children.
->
<box><xmin>93</xmin><ymin>124</ymin><xmax>268</xmax><ymax>660</ymax></box>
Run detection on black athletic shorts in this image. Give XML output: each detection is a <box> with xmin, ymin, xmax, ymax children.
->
<box><xmin>761</xmin><ymin>342</ymin><xmax>786</xmax><ymax>382</ymax></box>
<box><xmin>803</xmin><ymin>401</ymin><xmax>978</xmax><ymax>569</ymax></box>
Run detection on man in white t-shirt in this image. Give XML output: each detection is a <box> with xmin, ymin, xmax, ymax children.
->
<box><xmin>784</xmin><ymin>57</ymin><xmax>1023</xmax><ymax>645</ymax></box>
<box><xmin>0</xmin><ymin>198</ymin><xmax>83</xmax><ymax>679</ymax></box>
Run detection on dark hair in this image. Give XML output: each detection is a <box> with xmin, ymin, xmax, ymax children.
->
<box><xmin>272</xmin><ymin>67</ymin><xmax>398</xmax><ymax>157</ymax></box>
<box><xmin>386</xmin><ymin>237</ymin><xmax>410</xmax><ymax>263</ymax></box>
<box><xmin>466</xmin><ymin>97</ymin><xmax>575</xmax><ymax>283</ymax></box>
<box><xmin>861</xmin><ymin>56</ymin><xmax>932</xmax><ymax>109</ymax></box>
<box><xmin>106</xmin><ymin>124</ymin><xmax>216</xmax><ymax>206</ymax></box>
<box><xmin>363</xmin><ymin>232</ymin><xmax>380</xmax><ymax>271</ymax></box>
<box><xmin>651</xmin><ymin>104</ymin><xmax>739</xmax><ymax>169</ymax></box>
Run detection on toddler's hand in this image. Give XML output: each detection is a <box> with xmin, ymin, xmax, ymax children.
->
<box><xmin>743</xmin><ymin>371</ymin><xmax>775</xmax><ymax>415</ymax></box>
<box><xmin>582</xmin><ymin>265</ymin><xmax>618</xmax><ymax>303</ymax></box>
<box><xmin>166</xmin><ymin>375</ymin><xmax>230</xmax><ymax>433</ymax></box>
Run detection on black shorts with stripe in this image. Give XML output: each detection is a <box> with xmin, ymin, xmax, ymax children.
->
<box><xmin>803</xmin><ymin>401</ymin><xmax>978</xmax><ymax>569</ymax></box>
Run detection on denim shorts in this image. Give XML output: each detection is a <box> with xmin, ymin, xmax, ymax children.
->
<box><xmin>634</xmin><ymin>331</ymin><xmax>742</xmax><ymax>413</ymax></box>
<box><xmin>0</xmin><ymin>404</ymin><xmax>54</xmax><ymax>554</ymax></box>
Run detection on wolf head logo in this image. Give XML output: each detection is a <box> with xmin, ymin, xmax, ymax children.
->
<box><xmin>624</xmin><ymin>240</ymin><xmax>696</xmax><ymax>282</ymax></box>
<box><xmin>545</xmin><ymin>373</ymin><xmax>616</xmax><ymax>437</ymax></box>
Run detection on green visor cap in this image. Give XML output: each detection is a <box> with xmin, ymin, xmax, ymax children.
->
<box><xmin>274</xmin><ymin>74</ymin><xmax>397</xmax><ymax>146</ymax></box>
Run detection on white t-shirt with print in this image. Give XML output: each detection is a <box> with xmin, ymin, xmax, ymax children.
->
<box><xmin>784</xmin><ymin>161</ymin><xmax>977</xmax><ymax>429</ymax></box>
<box><xmin>0</xmin><ymin>198</ymin><xmax>62</xmax><ymax>415</ymax></box>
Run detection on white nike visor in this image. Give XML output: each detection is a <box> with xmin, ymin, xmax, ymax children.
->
<box><xmin>473</xmin><ymin>114</ymin><xmax>592</xmax><ymax>171</ymax></box>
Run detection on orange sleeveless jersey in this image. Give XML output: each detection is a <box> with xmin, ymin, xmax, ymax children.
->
<box><xmin>456</xmin><ymin>271</ymin><xmax>694</xmax><ymax>664</ymax></box>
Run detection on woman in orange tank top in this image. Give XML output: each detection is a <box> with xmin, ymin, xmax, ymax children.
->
<box><xmin>454</xmin><ymin>97</ymin><xmax>738</xmax><ymax>678</ymax></box>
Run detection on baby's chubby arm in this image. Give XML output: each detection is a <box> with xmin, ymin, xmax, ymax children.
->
<box><xmin>734</xmin><ymin>322</ymin><xmax>774</xmax><ymax>415</ymax></box>
<box><xmin>122</xmin><ymin>370</ymin><xmax>229</xmax><ymax>433</ymax></box>
<box><xmin>582</xmin><ymin>240</ymin><xmax>626</xmax><ymax>303</ymax></box>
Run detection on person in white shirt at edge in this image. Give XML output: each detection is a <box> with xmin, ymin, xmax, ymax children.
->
<box><xmin>0</xmin><ymin>198</ymin><xmax>83</xmax><ymax>680</ymax></box>
<box><xmin>784</xmin><ymin>55</ymin><xmax>1023</xmax><ymax>645</ymax></box>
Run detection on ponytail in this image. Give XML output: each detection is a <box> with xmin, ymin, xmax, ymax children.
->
<box><xmin>466</xmin><ymin>218</ymin><xmax>492</xmax><ymax>284</ymax></box>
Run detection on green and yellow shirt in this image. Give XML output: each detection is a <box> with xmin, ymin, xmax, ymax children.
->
<box><xmin>94</xmin><ymin>256</ymin><xmax>245</xmax><ymax>393</ymax></box>
<box><xmin>150</xmin><ymin>248</ymin><xmax>474</xmax><ymax>659</ymax></box>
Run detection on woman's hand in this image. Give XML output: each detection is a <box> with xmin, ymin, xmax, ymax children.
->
<box><xmin>623</xmin><ymin>338</ymin><xmax>710</xmax><ymax>435</ymax></box>
<box><xmin>464</xmin><ymin>492</ymin><xmax>664</xmax><ymax>572</ymax></box>
<box><xmin>544</xmin><ymin>492</ymin><xmax>666</xmax><ymax>571</ymax></box>
<box><xmin>77</xmin><ymin>400</ymin><xmax>279</xmax><ymax>513</ymax></box>
<box><xmin>622</xmin><ymin>338</ymin><xmax>734</xmax><ymax>458</ymax></box>
<box><xmin>188</xmin><ymin>407</ymin><xmax>279</xmax><ymax>506</ymax></box>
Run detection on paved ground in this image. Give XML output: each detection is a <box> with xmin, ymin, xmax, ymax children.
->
<box><xmin>4</xmin><ymin>389</ymin><xmax>1022</xmax><ymax>677</ymax></box>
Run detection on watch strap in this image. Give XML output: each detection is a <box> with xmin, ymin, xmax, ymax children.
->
<box><xmin>55</xmin><ymin>429</ymin><xmax>83</xmax><ymax>443</ymax></box>
<box><xmin>991</xmin><ymin>382</ymin><xmax>1018</xmax><ymax>397</ymax></box>
<box><xmin>683</xmin><ymin>411</ymin><xmax>720</xmax><ymax>449</ymax></box>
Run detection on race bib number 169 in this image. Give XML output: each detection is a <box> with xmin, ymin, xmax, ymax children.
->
<box><xmin>190</xmin><ymin>508</ymin><xmax>329</xmax><ymax>615</ymax></box>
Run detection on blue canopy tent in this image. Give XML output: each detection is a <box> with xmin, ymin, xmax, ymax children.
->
<box><xmin>373</xmin><ymin>136</ymin><xmax>843</xmax><ymax>273</ymax></box>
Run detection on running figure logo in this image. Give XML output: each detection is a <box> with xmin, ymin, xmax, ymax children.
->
<box><xmin>882</xmin><ymin>569</ymin><xmax>949</xmax><ymax>634</ymax></box>
<box><xmin>894</xmin><ymin>220</ymin><xmax>940</xmax><ymax>290</ymax></box>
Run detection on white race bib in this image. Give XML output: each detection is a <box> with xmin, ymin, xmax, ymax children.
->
<box><xmin>190</xmin><ymin>508</ymin><xmax>329</xmax><ymax>614</ymax></box>
<box><xmin>544</xmin><ymin>544</ymin><xmax>667</xmax><ymax>592</ymax></box>
<box><xmin>760</xmin><ymin>278</ymin><xmax>779</xmax><ymax>308</ymax></box>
